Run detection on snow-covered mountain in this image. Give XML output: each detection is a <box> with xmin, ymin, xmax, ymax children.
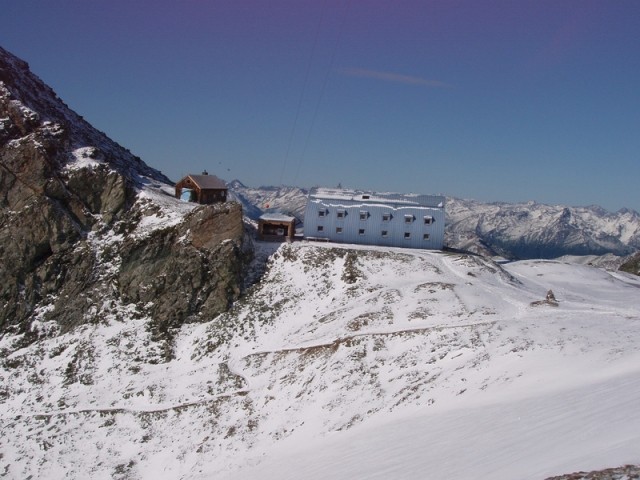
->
<box><xmin>2</xmin><ymin>242</ymin><xmax>640</xmax><ymax>478</ymax></box>
<box><xmin>228</xmin><ymin>180</ymin><xmax>308</xmax><ymax>221</ymax></box>
<box><xmin>446</xmin><ymin>197</ymin><xmax>640</xmax><ymax>259</ymax></box>
<box><xmin>228</xmin><ymin>182</ymin><xmax>640</xmax><ymax>261</ymax></box>
<box><xmin>3</xmin><ymin>45</ymin><xmax>640</xmax><ymax>480</ymax></box>
<box><xmin>0</xmin><ymin>46</ymin><xmax>248</xmax><ymax>355</ymax></box>
<box><xmin>0</xmin><ymin>47</ymin><xmax>169</xmax><ymax>184</ymax></box>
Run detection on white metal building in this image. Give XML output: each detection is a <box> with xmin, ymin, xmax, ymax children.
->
<box><xmin>303</xmin><ymin>187</ymin><xmax>445</xmax><ymax>250</ymax></box>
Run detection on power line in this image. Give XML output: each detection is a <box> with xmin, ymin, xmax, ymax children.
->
<box><xmin>293</xmin><ymin>0</ymin><xmax>351</xmax><ymax>186</ymax></box>
<box><xmin>278</xmin><ymin>0</ymin><xmax>328</xmax><ymax>186</ymax></box>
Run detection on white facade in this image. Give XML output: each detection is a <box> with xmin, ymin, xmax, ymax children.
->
<box><xmin>303</xmin><ymin>187</ymin><xmax>445</xmax><ymax>250</ymax></box>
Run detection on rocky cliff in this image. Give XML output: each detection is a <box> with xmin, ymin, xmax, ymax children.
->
<box><xmin>0</xmin><ymin>46</ymin><xmax>246</xmax><ymax>355</ymax></box>
<box><xmin>620</xmin><ymin>251</ymin><xmax>640</xmax><ymax>276</ymax></box>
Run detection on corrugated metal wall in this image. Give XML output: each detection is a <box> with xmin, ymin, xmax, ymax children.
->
<box><xmin>304</xmin><ymin>200</ymin><xmax>445</xmax><ymax>250</ymax></box>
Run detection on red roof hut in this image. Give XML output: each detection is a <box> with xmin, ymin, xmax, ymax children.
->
<box><xmin>175</xmin><ymin>171</ymin><xmax>227</xmax><ymax>204</ymax></box>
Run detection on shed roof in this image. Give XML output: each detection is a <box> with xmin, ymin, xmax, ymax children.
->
<box><xmin>183</xmin><ymin>174</ymin><xmax>227</xmax><ymax>190</ymax></box>
<box><xmin>260</xmin><ymin>213</ymin><xmax>296</xmax><ymax>222</ymax></box>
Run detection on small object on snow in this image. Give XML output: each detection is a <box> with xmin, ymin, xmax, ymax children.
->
<box><xmin>530</xmin><ymin>289</ymin><xmax>559</xmax><ymax>307</ymax></box>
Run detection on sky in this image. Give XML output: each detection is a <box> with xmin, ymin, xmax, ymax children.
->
<box><xmin>1</xmin><ymin>1</ymin><xmax>639</xmax><ymax>212</ymax></box>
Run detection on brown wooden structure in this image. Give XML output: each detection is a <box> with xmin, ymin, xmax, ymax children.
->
<box><xmin>258</xmin><ymin>213</ymin><xmax>296</xmax><ymax>241</ymax></box>
<box><xmin>175</xmin><ymin>172</ymin><xmax>227</xmax><ymax>204</ymax></box>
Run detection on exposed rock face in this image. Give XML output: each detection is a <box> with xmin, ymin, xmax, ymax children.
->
<box><xmin>0</xmin><ymin>46</ymin><xmax>246</xmax><ymax>348</ymax></box>
<box><xmin>619</xmin><ymin>251</ymin><xmax>640</xmax><ymax>276</ymax></box>
<box><xmin>544</xmin><ymin>464</ymin><xmax>640</xmax><ymax>480</ymax></box>
<box><xmin>118</xmin><ymin>203</ymin><xmax>245</xmax><ymax>345</ymax></box>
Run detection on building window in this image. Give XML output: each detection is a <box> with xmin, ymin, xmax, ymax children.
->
<box><xmin>359</xmin><ymin>229</ymin><xmax>365</xmax><ymax>235</ymax></box>
<box><xmin>423</xmin><ymin>233</ymin><xmax>430</xmax><ymax>240</ymax></box>
<box><xmin>404</xmin><ymin>215</ymin><xmax>414</xmax><ymax>223</ymax></box>
<box><xmin>404</xmin><ymin>232</ymin><xmax>411</xmax><ymax>239</ymax></box>
<box><xmin>359</xmin><ymin>211</ymin><xmax>368</xmax><ymax>221</ymax></box>
<box><xmin>424</xmin><ymin>216</ymin><xmax>433</xmax><ymax>225</ymax></box>
<box><xmin>318</xmin><ymin>210</ymin><xmax>326</xmax><ymax>217</ymax></box>
<box><xmin>317</xmin><ymin>226</ymin><xmax>324</xmax><ymax>232</ymax></box>
<box><xmin>381</xmin><ymin>230</ymin><xmax>388</xmax><ymax>237</ymax></box>
<box><xmin>337</xmin><ymin>210</ymin><xmax>346</xmax><ymax>219</ymax></box>
<box><xmin>336</xmin><ymin>227</ymin><xmax>343</xmax><ymax>234</ymax></box>
<box><xmin>382</xmin><ymin>213</ymin><xmax>391</xmax><ymax>221</ymax></box>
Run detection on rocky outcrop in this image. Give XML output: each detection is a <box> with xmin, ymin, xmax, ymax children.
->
<box><xmin>0</xmin><ymin>46</ymin><xmax>247</xmax><ymax>348</ymax></box>
<box><xmin>544</xmin><ymin>464</ymin><xmax>640</xmax><ymax>480</ymax></box>
<box><xmin>118</xmin><ymin>203</ymin><xmax>245</xmax><ymax>348</ymax></box>
<box><xmin>619</xmin><ymin>251</ymin><xmax>640</xmax><ymax>276</ymax></box>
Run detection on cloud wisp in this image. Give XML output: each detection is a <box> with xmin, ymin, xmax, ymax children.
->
<box><xmin>339</xmin><ymin>67</ymin><xmax>451</xmax><ymax>88</ymax></box>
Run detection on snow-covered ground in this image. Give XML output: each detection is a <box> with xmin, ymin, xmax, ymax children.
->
<box><xmin>232</xmin><ymin>370</ymin><xmax>640</xmax><ymax>480</ymax></box>
<box><xmin>1</xmin><ymin>242</ymin><xmax>640</xmax><ymax>479</ymax></box>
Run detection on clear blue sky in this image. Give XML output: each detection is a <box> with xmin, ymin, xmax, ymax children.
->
<box><xmin>2</xmin><ymin>1</ymin><xmax>639</xmax><ymax>211</ymax></box>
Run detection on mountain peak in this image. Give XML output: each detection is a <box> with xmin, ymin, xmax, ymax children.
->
<box><xmin>1</xmin><ymin>47</ymin><xmax>247</xmax><ymax>338</ymax></box>
<box><xmin>0</xmin><ymin>46</ymin><xmax>170</xmax><ymax>186</ymax></box>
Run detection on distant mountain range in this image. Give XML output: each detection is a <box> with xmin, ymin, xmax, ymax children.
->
<box><xmin>228</xmin><ymin>181</ymin><xmax>640</xmax><ymax>262</ymax></box>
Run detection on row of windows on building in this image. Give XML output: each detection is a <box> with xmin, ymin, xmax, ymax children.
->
<box><xmin>316</xmin><ymin>225</ymin><xmax>430</xmax><ymax>240</ymax></box>
<box><xmin>318</xmin><ymin>209</ymin><xmax>435</xmax><ymax>224</ymax></box>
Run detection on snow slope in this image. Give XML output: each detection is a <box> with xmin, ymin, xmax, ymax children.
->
<box><xmin>2</xmin><ymin>243</ymin><xmax>640</xmax><ymax>479</ymax></box>
<box><xmin>234</xmin><ymin>371</ymin><xmax>640</xmax><ymax>480</ymax></box>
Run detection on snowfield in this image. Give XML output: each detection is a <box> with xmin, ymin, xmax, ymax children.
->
<box><xmin>1</xmin><ymin>242</ymin><xmax>640</xmax><ymax>479</ymax></box>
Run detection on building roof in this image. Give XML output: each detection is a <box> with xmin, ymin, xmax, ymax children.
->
<box><xmin>308</xmin><ymin>187</ymin><xmax>445</xmax><ymax>208</ymax></box>
<box><xmin>260</xmin><ymin>213</ymin><xmax>296</xmax><ymax>222</ymax></box>
<box><xmin>183</xmin><ymin>174</ymin><xmax>227</xmax><ymax>190</ymax></box>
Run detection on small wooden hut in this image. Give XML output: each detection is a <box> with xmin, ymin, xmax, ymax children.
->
<box><xmin>175</xmin><ymin>171</ymin><xmax>227</xmax><ymax>204</ymax></box>
<box><xmin>258</xmin><ymin>213</ymin><xmax>296</xmax><ymax>241</ymax></box>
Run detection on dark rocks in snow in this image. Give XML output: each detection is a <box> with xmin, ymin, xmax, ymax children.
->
<box><xmin>0</xmin><ymin>46</ymin><xmax>246</xmax><ymax>344</ymax></box>
<box><xmin>544</xmin><ymin>464</ymin><xmax>640</xmax><ymax>480</ymax></box>
<box><xmin>118</xmin><ymin>203</ymin><xmax>245</xmax><ymax>350</ymax></box>
<box><xmin>619</xmin><ymin>251</ymin><xmax>640</xmax><ymax>277</ymax></box>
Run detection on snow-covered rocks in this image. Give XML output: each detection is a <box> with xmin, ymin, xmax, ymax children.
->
<box><xmin>2</xmin><ymin>243</ymin><xmax>640</xmax><ymax>478</ymax></box>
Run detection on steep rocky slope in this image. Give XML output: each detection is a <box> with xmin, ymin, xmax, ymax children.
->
<box><xmin>0</xmin><ymin>46</ymin><xmax>246</xmax><ymax>349</ymax></box>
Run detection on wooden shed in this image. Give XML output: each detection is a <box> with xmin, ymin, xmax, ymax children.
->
<box><xmin>175</xmin><ymin>172</ymin><xmax>227</xmax><ymax>204</ymax></box>
<box><xmin>258</xmin><ymin>213</ymin><xmax>296</xmax><ymax>241</ymax></box>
